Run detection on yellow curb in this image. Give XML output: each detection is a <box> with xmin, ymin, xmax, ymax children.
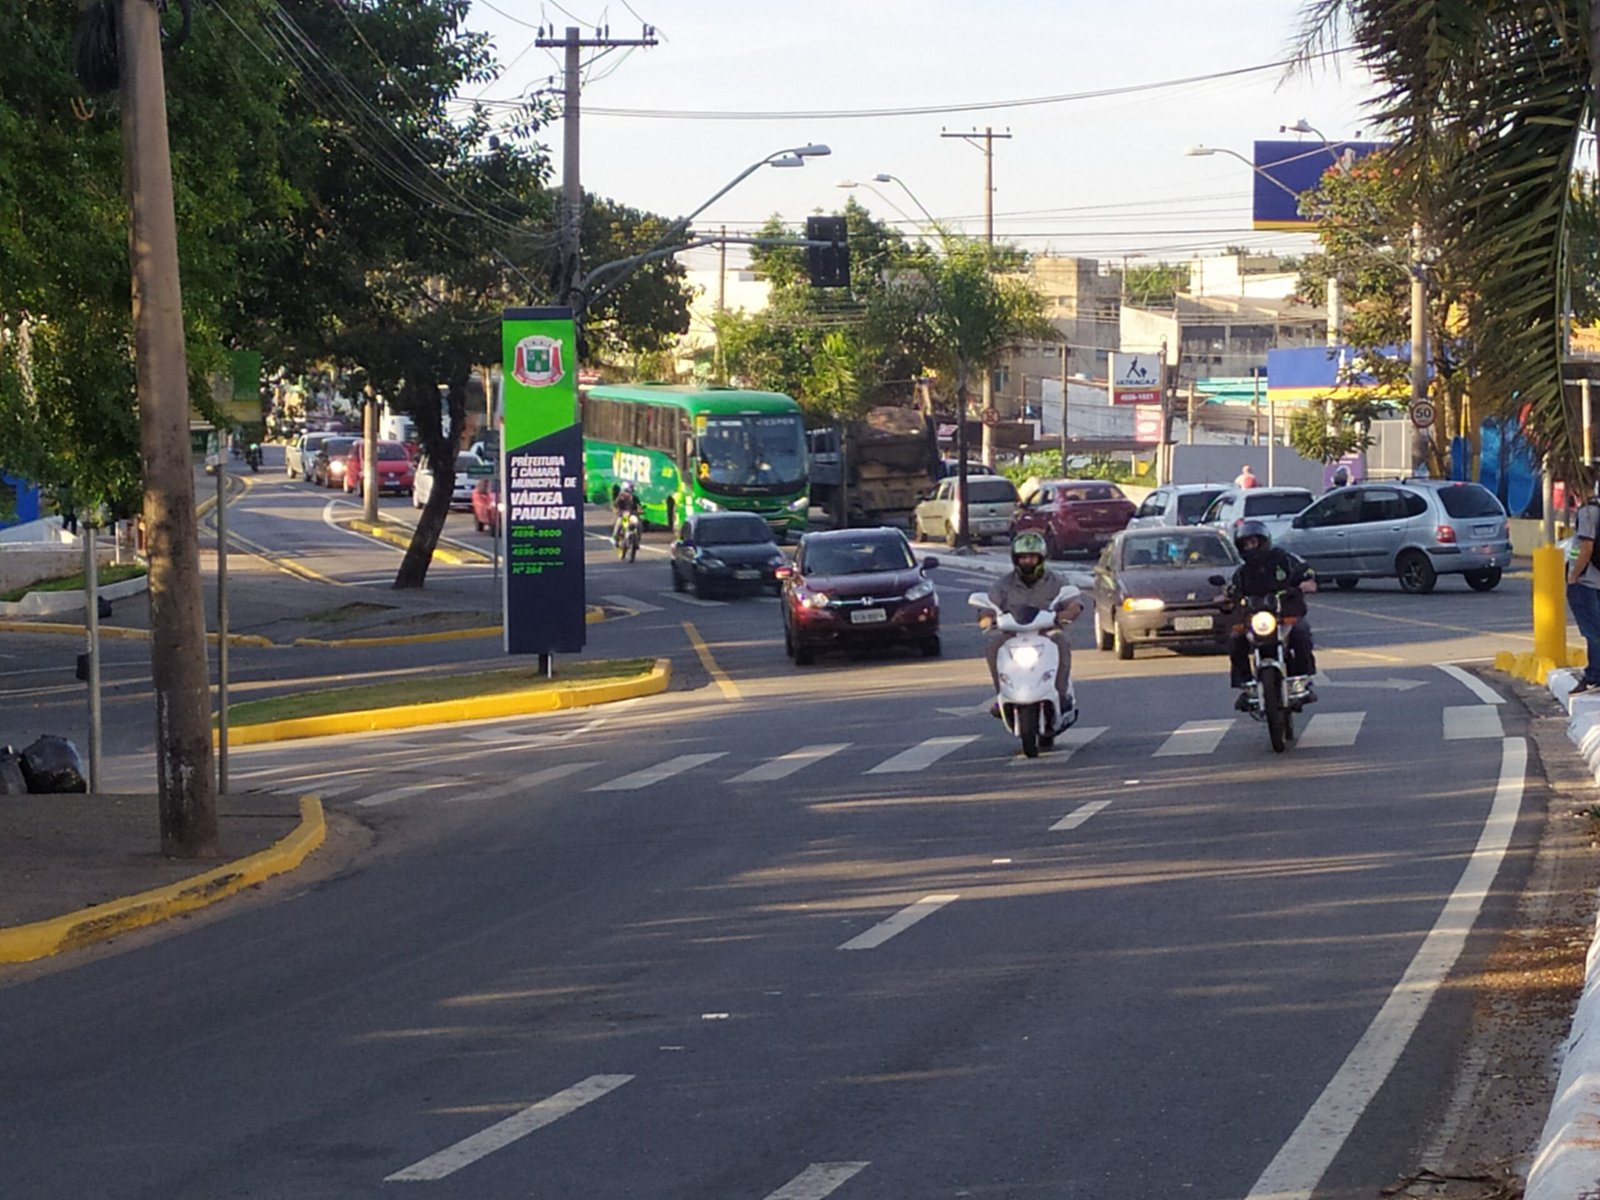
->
<box><xmin>221</xmin><ymin>659</ymin><xmax>670</xmax><ymax>745</ymax></box>
<box><xmin>345</xmin><ymin>518</ymin><xmax>485</xmax><ymax>565</ymax></box>
<box><xmin>0</xmin><ymin>621</ymin><xmax>150</xmax><ymax>640</ymax></box>
<box><xmin>0</xmin><ymin>796</ymin><xmax>326</xmax><ymax>965</ymax></box>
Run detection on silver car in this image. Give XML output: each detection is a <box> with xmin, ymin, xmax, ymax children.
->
<box><xmin>285</xmin><ymin>432</ymin><xmax>331</xmax><ymax>481</ymax></box>
<box><xmin>1276</xmin><ymin>479</ymin><xmax>1511</xmax><ymax>593</ymax></box>
<box><xmin>1200</xmin><ymin>486</ymin><xmax>1315</xmax><ymax>543</ymax></box>
<box><xmin>1128</xmin><ymin>483</ymin><xmax>1228</xmax><ymax>529</ymax></box>
<box><xmin>913</xmin><ymin>475</ymin><xmax>1018</xmax><ymax>546</ymax></box>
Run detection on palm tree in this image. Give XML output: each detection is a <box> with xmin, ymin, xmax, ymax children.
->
<box><xmin>1298</xmin><ymin>2</ymin><xmax>1595</xmax><ymax>480</ymax></box>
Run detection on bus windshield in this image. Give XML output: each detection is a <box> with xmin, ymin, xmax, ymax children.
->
<box><xmin>696</xmin><ymin>413</ymin><xmax>806</xmax><ymax>494</ymax></box>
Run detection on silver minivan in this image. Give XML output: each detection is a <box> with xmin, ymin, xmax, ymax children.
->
<box><xmin>1276</xmin><ymin>480</ymin><xmax>1511</xmax><ymax>593</ymax></box>
<box><xmin>913</xmin><ymin>475</ymin><xmax>1018</xmax><ymax>545</ymax></box>
<box><xmin>1200</xmin><ymin>486</ymin><xmax>1316</xmax><ymax>542</ymax></box>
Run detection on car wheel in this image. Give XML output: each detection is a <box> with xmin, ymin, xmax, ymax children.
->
<box><xmin>671</xmin><ymin>562</ymin><xmax>685</xmax><ymax>593</ymax></box>
<box><xmin>1113</xmin><ymin>619</ymin><xmax>1134</xmax><ymax>660</ymax></box>
<box><xmin>1396</xmin><ymin>550</ymin><xmax>1437</xmax><ymax>594</ymax></box>
<box><xmin>1465</xmin><ymin>567</ymin><xmax>1502</xmax><ymax>592</ymax></box>
<box><xmin>1043</xmin><ymin>531</ymin><xmax>1061</xmax><ymax>560</ymax></box>
<box><xmin>913</xmin><ymin>519</ymin><xmax>927</xmax><ymax>543</ymax></box>
<box><xmin>1335</xmin><ymin>576</ymin><xmax>1359</xmax><ymax>591</ymax></box>
<box><xmin>793</xmin><ymin>640</ymin><xmax>815</xmax><ymax>666</ymax></box>
<box><xmin>1094</xmin><ymin>606</ymin><xmax>1114</xmax><ymax>652</ymax></box>
<box><xmin>692</xmin><ymin>574</ymin><xmax>710</xmax><ymax>599</ymax></box>
<box><xmin>944</xmin><ymin>522</ymin><xmax>958</xmax><ymax>548</ymax></box>
<box><xmin>921</xmin><ymin>635</ymin><xmax>942</xmax><ymax>658</ymax></box>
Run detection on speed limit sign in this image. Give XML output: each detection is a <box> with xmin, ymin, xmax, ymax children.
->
<box><xmin>981</xmin><ymin>407</ymin><xmax>1000</xmax><ymax>427</ymax></box>
<box><xmin>1409</xmin><ymin>399</ymin><xmax>1435</xmax><ymax>429</ymax></box>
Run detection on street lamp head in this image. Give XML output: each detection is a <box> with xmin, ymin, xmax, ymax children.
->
<box><xmin>768</xmin><ymin>154</ymin><xmax>805</xmax><ymax>168</ymax></box>
<box><xmin>872</xmin><ymin>172</ymin><xmax>894</xmax><ymax>183</ymax></box>
<box><xmin>1282</xmin><ymin>118</ymin><xmax>1316</xmax><ymax>134</ymax></box>
<box><xmin>1183</xmin><ymin>145</ymin><xmax>1215</xmax><ymax>157</ymax></box>
<box><xmin>836</xmin><ymin>179</ymin><xmax>859</xmax><ymax>188</ymax></box>
<box><xmin>792</xmin><ymin>143</ymin><xmax>831</xmax><ymax>158</ymax></box>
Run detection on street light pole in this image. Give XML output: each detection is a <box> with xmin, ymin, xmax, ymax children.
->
<box><xmin>943</xmin><ymin>127</ymin><xmax>1012</xmax><ymax>468</ymax></box>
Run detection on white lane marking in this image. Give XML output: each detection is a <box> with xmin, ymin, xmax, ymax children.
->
<box><xmin>445</xmin><ymin>763</ymin><xmax>597</xmax><ymax>801</ymax></box>
<box><xmin>865</xmin><ymin>736</ymin><xmax>979</xmax><ymax>775</ymax></box>
<box><xmin>729</xmin><ymin>743</ymin><xmax>851</xmax><ymax>783</ymax></box>
<box><xmin>1444</xmin><ymin>705</ymin><xmax>1504</xmax><ymax>741</ymax></box>
<box><xmin>1296</xmin><ymin>712</ymin><xmax>1365</xmax><ymax>749</ymax></box>
<box><xmin>355</xmin><ymin>779</ymin><xmax>459</xmax><ymax>808</ymax></box>
<box><xmin>461</xmin><ymin>711</ymin><xmax>621</xmax><ymax>746</ymax></box>
<box><xmin>1007</xmin><ymin>725</ymin><xmax>1108</xmax><ymax>767</ymax></box>
<box><xmin>602</xmin><ymin>593</ymin><xmax>664</xmax><ymax>613</ymax></box>
<box><xmin>1245</xmin><ymin>737</ymin><xmax>1526</xmax><ymax>1199</ymax></box>
<box><xmin>1437</xmin><ymin>662</ymin><xmax>1504</xmax><ymax>704</ymax></box>
<box><xmin>588</xmin><ymin>752</ymin><xmax>727</xmax><ymax>792</ymax></box>
<box><xmin>761</xmin><ymin>1162</ymin><xmax>871</xmax><ymax>1199</ymax></box>
<box><xmin>660</xmin><ymin>592</ymin><xmax>727</xmax><ymax>607</ymax></box>
<box><xmin>937</xmin><ymin>700</ymin><xmax>995</xmax><ymax>717</ymax></box>
<box><xmin>1153</xmin><ymin>719</ymin><xmax>1233</xmax><ymax>757</ymax></box>
<box><xmin>838</xmin><ymin>894</ymin><xmax>959</xmax><ymax>951</ymax></box>
<box><xmin>386</xmin><ymin>1073</ymin><xmax>634</xmax><ymax>1182</ymax></box>
<box><xmin>1050</xmin><ymin>799</ymin><xmax>1112</xmax><ymax>832</ymax></box>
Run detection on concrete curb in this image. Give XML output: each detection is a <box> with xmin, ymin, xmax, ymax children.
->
<box><xmin>1523</xmin><ymin>668</ymin><xmax>1600</xmax><ymax>1198</ymax></box>
<box><xmin>0</xmin><ymin>621</ymin><xmax>275</xmax><ymax>648</ymax></box>
<box><xmin>0</xmin><ymin>573</ymin><xmax>149</xmax><ymax>618</ymax></box>
<box><xmin>222</xmin><ymin>658</ymin><xmax>671</xmax><ymax>746</ymax></box>
<box><xmin>0</xmin><ymin>796</ymin><xmax>326</xmax><ymax>965</ymax></box>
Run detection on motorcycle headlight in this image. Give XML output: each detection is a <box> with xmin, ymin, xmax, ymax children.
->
<box><xmin>1251</xmin><ymin>610</ymin><xmax>1278</xmax><ymax>638</ymax></box>
<box><xmin>1009</xmin><ymin>644</ymin><xmax>1041</xmax><ymax>669</ymax></box>
<box><xmin>1122</xmin><ymin>597</ymin><xmax>1164</xmax><ymax>612</ymax></box>
<box><xmin>904</xmin><ymin>579</ymin><xmax>935</xmax><ymax>602</ymax></box>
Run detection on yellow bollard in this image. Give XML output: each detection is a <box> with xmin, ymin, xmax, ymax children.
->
<box><xmin>1532</xmin><ymin>544</ymin><xmax>1569</xmax><ymax>666</ymax></box>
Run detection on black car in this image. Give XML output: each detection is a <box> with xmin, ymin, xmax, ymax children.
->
<box><xmin>670</xmin><ymin>512</ymin><xmax>787</xmax><ymax>598</ymax></box>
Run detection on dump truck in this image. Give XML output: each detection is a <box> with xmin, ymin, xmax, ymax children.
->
<box><xmin>806</xmin><ymin>405</ymin><xmax>941</xmax><ymax>530</ymax></box>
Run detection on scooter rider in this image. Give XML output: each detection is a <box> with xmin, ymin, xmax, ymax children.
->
<box><xmin>612</xmin><ymin>481</ymin><xmax>641</xmax><ymax>543</ymax></box>
<box><xmin>1226</xmin><ymin>518</ymin><xmax>1318</xmax><ymax>709</ymax></box>
<box><xmin>980</xmin><ymin>530</ymin><xmax>1083</xmax><ymax>722</ymax></box>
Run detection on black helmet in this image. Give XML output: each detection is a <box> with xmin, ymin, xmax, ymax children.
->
<box><xmin>1010</xmin><ymin>530</ymin><xmax>1048</xmax><ymax>583</ymax></box>
<box><xmin>1234</xmin><ymin>519</ymin><xmax>1271</xmax><ymax>563</ymax></box>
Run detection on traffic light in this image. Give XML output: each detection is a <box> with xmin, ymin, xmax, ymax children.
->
<box><xmin>805</xmin><ymin>215</ymin><xmax>850</xmax><ymax>288</ymax></box>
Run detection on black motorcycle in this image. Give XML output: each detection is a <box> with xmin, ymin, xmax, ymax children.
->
<box><xmin>1212</xmin><ymin>580</ymin><xmax>1313</xmax><ymax>753</ymax></box>
<box><xmin>245</xmin><ymin>442</ymin><xmax>262</xmax><ymax>472</ymax></box>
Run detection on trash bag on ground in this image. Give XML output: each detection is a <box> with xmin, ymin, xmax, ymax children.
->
<box><xmin>20</xmin><ymin>735</ymin><xmax>87</xmax><ymax>794</ymax></box>
<box><xmin>0</xmin><ymin>747</ymin><xmax>27</xmax><ymax>795</ymax></box>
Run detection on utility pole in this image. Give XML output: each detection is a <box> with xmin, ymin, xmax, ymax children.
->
<box><xmin>715</xmin><ymin>224</ymin><xmax>727</xmax><ymax>382</ymax></box>
<box><xmin>117</xmin><ymin>0</ymin><xmax>216</xmax><ymax>855</ymax></box>
<box><xmin>1058</xmin><ymin>344</ymin><xmax>1069</xmax><ymax>466</ymax></box>
<box><xmin>1409</xmin><ymin>220</ymin><xmax>1431</xmax><ymax>475</ymax></box>
<box><xmin>943</xmin><ymin>126</ymin><xmax>1012</xmax><ymax>469</ymax></box>
<box><xmin>539</xmin><ymin>25</ymin><xmax>659</xmax><ymax>313</ymax></box>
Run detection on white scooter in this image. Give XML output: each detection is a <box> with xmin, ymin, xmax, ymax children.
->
<box><xmin>969</xmin><ymin>587</ymin><xmax>1080</xmax><ymax>758</ymax></box>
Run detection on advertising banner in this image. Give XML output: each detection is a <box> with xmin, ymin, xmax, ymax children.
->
<box><xmin>501</xmin><ymin>307</ymin><xmax>586</xmax><ymax>655</ymax></box>
<box><xmin>1251</xmin><ymin>139</ymin><xmax>1386</xmax><ymax>230</ymax></box>
<box><xmin>1109</xmin><ymin>352</ymin><xmax>1163</xmax><ymax>406</ymax></box>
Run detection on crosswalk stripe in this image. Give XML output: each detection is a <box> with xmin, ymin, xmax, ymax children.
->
<box><xmin>450</xmin><ymin>763</ymin><xmax>597</xmax><ymax>800</ymax></box>
<box><xmin>1050</xmin><ymin>799</ymin><xmax>1111</xmax><ymax>831</ymax></box>
<box><xmin>838</xmin><ymin>894</ymin><xmax>959</xmax><ymax>950</ymax></box>
<box><xmin>1153</xmin><ymin>719</ymin><xmax>1234</xmax><ymax>757</ymax></box>
<box><xmin>355</xmin><ymin>779</ymin><xmax>459</xmax><ymax>808</ymax></box>
<box><xmin>1297</xmin><ymin>712</ymin><xmax>1365</xmax><ymax>749</ymax></box>
<box><xmin>1007</xmin><ymin>724</ymin><xmax>1108</xmax><ymax>767</ymax></box>
<box><xmin>601</xmin><ymin>592</ymin><xmax>663</xmax><ymax>613</ymax></box>
<box><xmin>386</xmin><ymin>1074</ymin><xmax>634</xmax><ymax>1181</ymax></box>
<box><xmin>588</xmin><ymin>752</ymin><xmax>728</xmax><ymax>791</ymax></box>
<box><xmin>761</xmin><ymin>1162</ymin><xmax>870</xmax><ymax>1199</ymax></box>
<box><xmin>729</xmin><ymin>743</ymin><xmax>851</xmax><ymax>783</ymax></box>
<box><xmin>865</xmin><ymin>735</ymin><xmax>980</xmax><ymax>774</ymax></box>
<box><xmin>1444</xmin><ymin>704</ymin><xmax>1503</xmax><ymax>740</ymax></box>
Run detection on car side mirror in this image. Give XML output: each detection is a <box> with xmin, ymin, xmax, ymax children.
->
<box><xmin>1292</xmin><ymin>514</ymin><xmax>1307</xmax><ymax>529</ymax></box>
<box><xmin>922</xmin><ymin>555</ymin><xmax>940</xmax><ymax>571</ymax></box>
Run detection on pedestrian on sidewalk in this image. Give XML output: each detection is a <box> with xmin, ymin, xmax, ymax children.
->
<box><xmin>1235</xmin><ymin>464</ymin><xmax>1258</xmax><ymax>490</ymax></box>
<box><xmin>1567</xmin><ymin>480</ymin><xmax>1600</xmax><ymax>695</ymax></box>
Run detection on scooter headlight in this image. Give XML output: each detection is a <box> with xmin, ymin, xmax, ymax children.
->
<box><xmin>1251</xmin><ymin>610</ymin><xmax>1278</xmax><ymax>638</ymax></box>
<box><xmin>1009</xmin><ymin>644</ymin><xmax>1041</xmax><ymax>669</ymax></box>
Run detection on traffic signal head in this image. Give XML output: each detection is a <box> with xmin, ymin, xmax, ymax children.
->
<box><xmin>805</xmin><ymin>215</ymin><xmax>850</xmax><ymax>288</ymax></box>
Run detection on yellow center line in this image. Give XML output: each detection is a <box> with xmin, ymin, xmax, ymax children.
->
<box><xmin>682</xmin><ymin>620</ymin><xmax>741</xmax><ymax>701</ymax></box>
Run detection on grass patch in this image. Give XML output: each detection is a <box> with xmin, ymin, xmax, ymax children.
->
<box><xmin>0</xmin><ymin>562</ymin><xmax>148</xmax><ymax>602</ymax></box>
<box><xmin>223</xmin><ymin>658</ymin><xmax>655</xmax><ymax>727</ymax></box>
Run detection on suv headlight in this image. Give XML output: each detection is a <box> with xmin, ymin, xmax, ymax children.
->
<box><xmin>800</xmin><ymin>590</ymin><xmax>831</xmax><ymax>608</ymax></box>
<box><xmin>904</xmin><ymin>579</ymin><xmax>935</xmax><ymax>602</ymax></box>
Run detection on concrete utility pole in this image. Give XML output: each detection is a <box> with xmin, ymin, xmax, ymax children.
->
<box><xmin>539</xmin><ymin>25</ymin><xmax>659</xmax><ymax>309</ymax></box>
<box><xmin>1409</xmin><ymin>220</ymin><xmax>1430</xmax><ymax>474</ymax></box>
<box><xmin>118</xmin><ymin>0</ymin><xmax>216</xmax><ymax>855</ymax></box>
<box><xmin>943</xmin><ymin>127</ymin><xmax>1012</xmax><ymax>469</ymax></box>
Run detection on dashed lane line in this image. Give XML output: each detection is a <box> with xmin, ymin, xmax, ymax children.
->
<box><xmin>760</xmin><ymin>1162</ymin><xmax>871</xmax><ymax>1199</ymax></box>
<box><xmin>1050</xmin><ymin>799</ymin><xmax>1112</xmax><ymax>832</ymax></box>
<box><xmin>838</xmin><ymin>894</ymin><xmax>960</xmax><ymax>951</ymax></box>
<box><xmin>1443</xmin><ymin>705</ymin><xmax>1504</xmax><ymax>741</ymax></box>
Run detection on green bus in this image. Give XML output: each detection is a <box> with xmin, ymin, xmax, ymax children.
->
<box><xmin>581</xmin><ymin>383</ymin><xmax>809</xmax><ymax>540</ymax></box>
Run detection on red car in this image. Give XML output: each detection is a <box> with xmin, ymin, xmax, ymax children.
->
<box><xmin>779</xmin><ymin>527</ymin><xmax>940</xmax><ymax>665</ymax></box>
<box><xmin>341</xmin><ymin>439</ymin><xmax>416</xmax><ymax>497</ymax></box>
<box><xmin>470</xmin><ymin>476</ymin><xmax>502</xmax><ymax>532</ymax></box>
<box><xmin>1011</xmin><ymin>478</ymin><xmax>1136</xmax><ymax>558</ymax></box>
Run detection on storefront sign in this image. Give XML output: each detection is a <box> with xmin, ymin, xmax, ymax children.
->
<box><xmin>501</xmin><ymin>307</ymin><xmax>586</xmax><ymax>655</ymax></box>
<box><xmin>1110</xmin><ymin>352</ymin><xmax>1163</xmax><ymax>406</ymax></box>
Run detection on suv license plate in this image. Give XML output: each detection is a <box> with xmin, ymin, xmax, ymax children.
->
<box><xmin>734</xmin><ymin>569</ymin><xmax>760</xmax><ymax>579</ymax></box>
<box><xmin>1173</xmin><ymin>615</ymin><xmax>1212</xmax><ymax>632</ymax></box>
<box><xmin>850</xmin><ymin>608</ymin><xmax>887</xmax><ymax>624</ymax></box>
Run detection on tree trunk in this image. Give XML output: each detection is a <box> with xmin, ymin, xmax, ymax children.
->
<box><xmin>393</xmin><ymin>376</ymin><xmax>468</xmax><ymax>589</ymax></box>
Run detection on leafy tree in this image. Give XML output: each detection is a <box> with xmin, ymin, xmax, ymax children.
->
<box><xmin>1122</xmin><ymin>263</ymin><xmax>1189</xmax><ymax>308</ymax></box>
<box><xmin>574</xmin><ymin>192</ymin><xmax>695</xmax><ymax>364</ymax></box>
<box><xmin>1297</xmin><ymin>1</ymin><xmax>1597</xmax><ymax>483</ymax></box>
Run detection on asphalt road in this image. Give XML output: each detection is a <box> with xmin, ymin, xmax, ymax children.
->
<box><xmin>0</xmin><ymin>456</ymin><xmax>1549</xmax><ymax>1198</ymax></box>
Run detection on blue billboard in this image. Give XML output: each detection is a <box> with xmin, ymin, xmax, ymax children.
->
<box><xmin>1252</xmin><ymin>140</ymin><xmax>1387</xmax><ymax>230</ymax></box>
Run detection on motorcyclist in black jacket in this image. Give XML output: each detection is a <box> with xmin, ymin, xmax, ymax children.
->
<box><xmin>1226</xmin><ymin>519</ymin><xmax>1318</xmax><ymax>710</ymax></box>
<box><xmin>612</xmin><ymin>481</ymin><xmax>642</xmax><ymax>544</ymax></box>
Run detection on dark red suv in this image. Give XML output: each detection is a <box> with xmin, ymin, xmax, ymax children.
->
<box><xmin>1010</xmin><ymin>478</ymin><xmax>1136</xmax><ymax>558</ymax></box>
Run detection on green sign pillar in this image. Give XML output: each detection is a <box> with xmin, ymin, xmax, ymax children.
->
<box><xmin>501</xmin><ymin>308</ymin><xmax>586</xmax><ymax>655</ymax></box>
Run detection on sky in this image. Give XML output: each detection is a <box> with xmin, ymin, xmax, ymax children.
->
<box><xmin>460</xmin><ymin>0</ymin><xmax>1383</xmax><ymax>274</ymax></box>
